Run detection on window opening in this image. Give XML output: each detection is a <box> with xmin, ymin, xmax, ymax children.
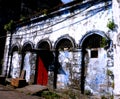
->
<box><xmin>82</xmin><ymin>34</ymin><xmax>107</xmax><ymax>49</ymax></box>
<box><xmin>91</xmin><ymin>50</ymin><xmax>98</xmax><ymax>58</ymax></box>
<box><xmin>56</xmin><ymin>39</ymin><xmax>73</xmax><ymax>51</ymax></box>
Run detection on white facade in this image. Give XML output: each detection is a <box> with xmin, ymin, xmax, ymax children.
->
<box><xmin>112</xmin><ymin>0</ymin><xmax>120</xmax><ymax>96</ymax></box>
<box><xmin>2</xmin><ymin>0</ymin><xmax>120</xmax><ymax>96</ymax></box>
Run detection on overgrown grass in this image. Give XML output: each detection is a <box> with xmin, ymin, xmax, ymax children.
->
<box><xmin>38</xmin><ymin>91</ymin><xmax>61</xmax><ymax>99</ymax></box>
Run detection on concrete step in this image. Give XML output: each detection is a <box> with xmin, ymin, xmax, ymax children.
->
<box><xmin>16</xmin><ymin>85</ymin><xmax>48</xmax><ymax>95</ymax></box>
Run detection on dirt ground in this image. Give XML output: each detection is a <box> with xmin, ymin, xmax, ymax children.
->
<box><xmin>0</xmin><ymin>84</ymin><xmax>116</xmax><ymax>99</ymax></box>
<box><xmin>0</xmin><ymin>85</ymin><xmax>43</xmax><ymax>99</ymax></box>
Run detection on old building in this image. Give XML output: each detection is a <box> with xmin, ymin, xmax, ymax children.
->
<box><xmin>2</xmin><ymin>0</ymin><xmax>120</xmax><ymax>96</ymax></box>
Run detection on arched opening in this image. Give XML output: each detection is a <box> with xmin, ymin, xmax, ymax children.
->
<box><xmin>80</xmin><ymin>32</ymin><xmax>110</xmax><ymax>95</ymax></box>
<box><xmin>36</xmin><ymin>40</ymin><xmax>54</xmax><ymax>86</ymax></box>
<box><xmin>21</xmin><ymin>42</ymin><xmax>33</xmax><ymax>83</ymax></box>
<box><xmin>22</xmin><ymin>43</ymin><xmax>33</xmax><ymax>52</ymax></box>
<box><xmin>54</xmin><ymin>36</ymin><xmax>76</xmax><ymax>89</ymax></box>
<box><xmin>37</xmin><ymin>41</ymin><xmax>51</xmax><ymax>50</ymax></box>
<box><xmin>8</xmin><ymin>45</ymin><xmax>21</xmax><ymax>78</ymax></box>
<box><xmin>79</xmin><ymin>30</ymin><xmax>109</xmax><ymax>48</ymax></box>
<box><xmin>54</xmin><ymin>35</ymin><xmax>75</xmax><ymax>50</ymax></box>
<box><xmin>56</xmin><ymin>39</ymin><xmax>74</xmax><ymax>50</ymax></box>
<box><xmin>82</xmin><ymin>34</ymin><xmax>107</xmax><ymax>49</ymax></box>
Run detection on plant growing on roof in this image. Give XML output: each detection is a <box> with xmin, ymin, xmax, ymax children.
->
<box><xmin>107</xmin><ymin>69</ymin><xmax>113</xmax><ymax>76</ymax></box>
<box><xmin>100</xmin><ymin>37</ymin><xmax>107</xmax><ymax>48</ymax></box>
<box><xmin>4</xmin><ymin>20</ymin><xmax>15</xmax><ymax>32</ymax></box>
<box><xmin>107</xmin><ymin>19</ymin><xmax>115</xmax><ymax>30</ymax></box>
<box><xmin>20</xmin><ymin>15</ymin><xmax>26</xmax><ymax>21</ymax></box>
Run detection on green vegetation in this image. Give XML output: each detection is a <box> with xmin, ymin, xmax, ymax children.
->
<box><xmin>20</xmin><ymin>15</ymin><xmax>26</xmax><ymax>21</ymax></box>
<box><xmin>100</xmin><ymin>37</ymin><xmax>107</xmax><ymax>48</ymax></box>
<box><xmin>101</xmin><ymin>95</ymin><xmax>113</xmax><ymax>99</ymax></box>
<box><xmin>84</xmin><ymin>90</ymin><xmax>92</xmax><ymax>95</ymax></box>
<box><xmin>4</xmin><ymin>20</ymin><xmax>15</xmax><ymax>32</ymax></box>
<box><xmin>111</xmin><ymin>82</ymin><xmax>114</xmax><ymax>88</ymax></box>
<box><xmin>39</xmin><ymin>91</ymin><xmax>61</xmax><ymax>99</ymax></box>
<box><xmin>107</xmin><ymin>69</ymin><xmax>113</xmax><ymax>76</ymax></box>
<box><xmin>107</xmin><ymin>20</ymin><xmax>115</xmax><ymax>30</ymax></box>
<box><xmin>101</xmin><ymin>95</ymin><xmax>108</xmax><ymax>99</ymax></box>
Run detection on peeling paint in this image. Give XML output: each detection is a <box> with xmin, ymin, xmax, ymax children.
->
<box><xmin>57</xmin><ymin>50</ymin><xmax>81</xmax><ymax>89</ymax></box>
<box><xmin>3</xmin><ymin>0</ymin><xmax>119</xmax><ymax>96</ymax></box>
<box><xmin>85</xmin><ymin>48</ymin><xmax>108</xmax><ymax>94</ymax></box>
<box><xmin>11</xmin><ymin>51</ymin><xmax>21</xmax><ymax>78</ymax></box>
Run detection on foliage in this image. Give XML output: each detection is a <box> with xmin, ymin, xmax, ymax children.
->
<box><xmin>84</xmin><ymin>90</ymin><xmax>92</xmax><ymax>95</ymax></box>
<box><xmin>68</xmin><ymin>90</ymin><xmax>76</xmax><ymax>99</ymax></box>
<box><xmin>107</xmin><ymin>20</ymin><xmax>115</xmax><ymax>30</ymax></box>
<box><xmin>111</xmin><ymin>82</ymin><xmax>114</xmax><ymax>88</ymax></box>
<box><xmin>107</xmin><ymin>69</ymin><xmax>114</xmax><ymax>80</ymax></box>
<box><xmin>101</xmin><ymin>95</ymin><xmax>108</xmax><ymax>99</ymax></box>
<box><xmin>107</xmin><ymin>69</ymin><xmax>113</xmax><ymax>76</ymax></box>
<box><xmin>57</xmin><ymin>89</ymin><xmax>81</xmax><ymax>99</ymax></box>
<box><xmin>101</xmin><ymin>95</ymin><xmax>113</xmax><ymax>99</ymax></box>
<box><xmin>43</xmin><ymin>9</ymin><xmax>48</xmax><ymax>15</ymax></box>
<box><xmin>39</xmin><ymin>91</ymin><xmax>61</xmax><ymax>99</ymax></box>
<box><xmin>4</xmin><ymin>20</ymin><xmax>15</xmax><ymax>32</ymax></box>
<box><xmin>109</xmin><ymin>95</ymin><xmax>114</xmax><ymax>99</ymax></box>
<box><xmin>20</xmin><ymin>15</ymin><xmax>26</xmax><ymax>21</ymax></box>
<box><xmin>100</xmin><ymin>37</ymin><xmax>107</xmax><ymax>48</ymax></box>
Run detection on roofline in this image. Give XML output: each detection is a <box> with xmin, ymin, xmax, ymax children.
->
<box><xmin>15</xmin><ymin>0</ymin><xmax>112</xmax><ymax>28</ymax></box>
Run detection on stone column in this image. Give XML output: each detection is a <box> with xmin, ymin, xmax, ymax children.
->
<box><xmin>2</xmin><ymin>33</ymin><xmax>11</xmax><ymax>76</ymax></box>
<box><xmin>112</xmin><ymin>0</ymin><xmax>120</xmax><ymax>95</ymax></box>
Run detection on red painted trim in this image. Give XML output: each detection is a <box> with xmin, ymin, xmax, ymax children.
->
<box><xmin>37</xmin><ymin>57</ymin><xmax>48</xmax><ymax>85</ymax></box>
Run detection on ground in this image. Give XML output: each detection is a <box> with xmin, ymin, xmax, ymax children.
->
<box><xmin>0</xmin><ymin>85</ymin><xmax>42</xmax><ymax>99</ymax></box>
<box><xmin>0</xmin><ymin>84</ymin><xmax>115</xmax><ymax>99</ymax></box>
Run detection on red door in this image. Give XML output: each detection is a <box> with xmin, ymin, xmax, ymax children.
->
<box><xmin>37</xmin><ymin>57</ymin><xmax>48</xmax><ymax>85</ymax></box>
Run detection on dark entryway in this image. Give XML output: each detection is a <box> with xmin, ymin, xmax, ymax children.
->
<box><xmin>37</xmin><ymin>53</ymin><xmax>48</xmax><ymax>85</ymax></box>
<box><xmin>54</xmin><ymin>36</ymin><xmax>75</xmax><ymax>89</ymax></box>
<box><xmin>36</xmin><ymin>40</ymin><xmax>54</xmax><ymax>86</ymax></box>
<box><xmin>80</xmin><ymin>32</ymin><xmax>109</xmax><ymax>94</ymax></box>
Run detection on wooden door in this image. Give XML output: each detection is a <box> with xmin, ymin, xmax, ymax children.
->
<box><xmin>37</xmin><ymin>56</ymin><xmax>48</xmax><ymax>85</ymax></box>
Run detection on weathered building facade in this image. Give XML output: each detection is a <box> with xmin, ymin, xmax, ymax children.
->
<box><xmin>2</xmin><ymin>0</ymin><xmax>120</xmax><ymax>96</ymax></box>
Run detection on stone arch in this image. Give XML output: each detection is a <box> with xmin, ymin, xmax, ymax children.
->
<box><xmin>22</xmin><ymin>41</ymin><xmax>34</xmax><ymax>51</ymax></box>
<box><xmin>36</xmin><ymin>39</ymin><xmax>54</xmax><ymax>86</ymax></box>
<box><xmin>53</xmin><ymin>35</ymin><xmax>76</xmax><ymax>89</ymax></box>
<box><xmin>10</xmin><ymin>43</ymin><xmax>21</xmax><ymax>54</ymax></box>
<box><xmin>37</xmin><ymin>39</ymin><xmax>52</xmax><ymax>50</ymax></box>
<box><xmin>79</xmin><ymin>30</ymin><xmax>111</xmax><ymax>94</ymax></box>
<box><xmin>8</xmin><ymin>44</ymin><xmax>21</xmax><ymax>78</ymax></box>
<box><xmin>79</xmin><ymin>30</ymin><xmax>110</xmax><ymax>49</ymax></box>
<box><xmin>21</xmin><ymin>41</ymin><xmax>34</xmax><ymax>83</ymax></box>
<box><xmin>54</xmin><ymin>35</ymin><xmax>76</xmax><ymax>50</ymax></box>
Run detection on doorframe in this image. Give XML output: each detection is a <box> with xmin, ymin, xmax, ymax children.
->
<box><xmin>79</xmin><ymin>30</ymin><xmax>111</xmax><ymax>94</ymax></box>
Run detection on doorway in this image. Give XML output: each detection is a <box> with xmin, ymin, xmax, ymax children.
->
<box><xmin>36</xmin><ymin>40</ymin><xmax>54</xmax><ymax>86</ymax></box>
<box><xmin>80</xmin><ymin>33</ymin><xmax>109</xmax><ymax>94</ymax></box>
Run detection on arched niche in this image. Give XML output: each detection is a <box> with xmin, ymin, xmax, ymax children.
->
<box><xmin>8</xmin><ymin>44</ymin><xmax>21</xmax><ymax>78</ymax></box>
<box><xmin>79</xmin><ymin>30</ymin><xmax>111</xmax><ymax>95</ymax></box>
<box><xmin>22</xmin><ymin>41</ymin><xmax>34</xmax><ymax>52</ymax></box>
<box><xmin>36</xmin><ymin>39</ymin><xmax>54</xmax><ymax>86</ymax></box>
<box><xmin>54</xmin><ymin>35</ymin><xmax>77</xmax><ymax>89</ymax></box>
<box><xmin>54</xmin><ymin>35</ymin><xmax>76</xmax><ymax>50</ymax></box>
<box><xmin>79</xmin><ymin>30</ymin><xmax>110</xmax><ymax>49</ymax></box>
<box><xmin>37</xmin><ymin>39</ymin><xmax>52</xmax><ymax>50</ymax></box>
<box><xmin>21</xmin><ymin>42</ymin><xmax>34</xmax><ymax>83</ymax></box>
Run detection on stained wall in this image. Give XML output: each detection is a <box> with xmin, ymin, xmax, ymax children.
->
<box><xmin>2</xmin><ymin>0</ymin><xmax>115</xmax><ymax>95</ymax></box>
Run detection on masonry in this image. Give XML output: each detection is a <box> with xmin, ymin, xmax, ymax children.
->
<box><xmin>2</xmin><ymin>0</ymin><xmax>120</xmax><ymax>96</ymax></box>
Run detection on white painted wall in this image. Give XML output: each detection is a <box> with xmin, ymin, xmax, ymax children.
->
<box><xmin>11</xmin><ymin>51</ymin><xmax>21</xmax><ymax>78</ymax></box>
<box><xmin>85</xmin><ymin>48</ymin><xmax>108</xmax><ymax>95</ymax></box>
<box><xmin>3</xmin><ymin>0</ymin><xmax>118</xmax><ymax>95</ymax></box>
<box><xmin>112</xmin><ymin>0</ymin><xmax>120</xmax><ymax>95</ymax></box>
<box><xmin>11</xmin><ymin>1</ymin><xmax>112</xmax><ymax>47</ymax></box>
<box><xmin>23</xmin><ymin>52</ymin><xmax>31</xmax><ymax>82</ymax></box>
